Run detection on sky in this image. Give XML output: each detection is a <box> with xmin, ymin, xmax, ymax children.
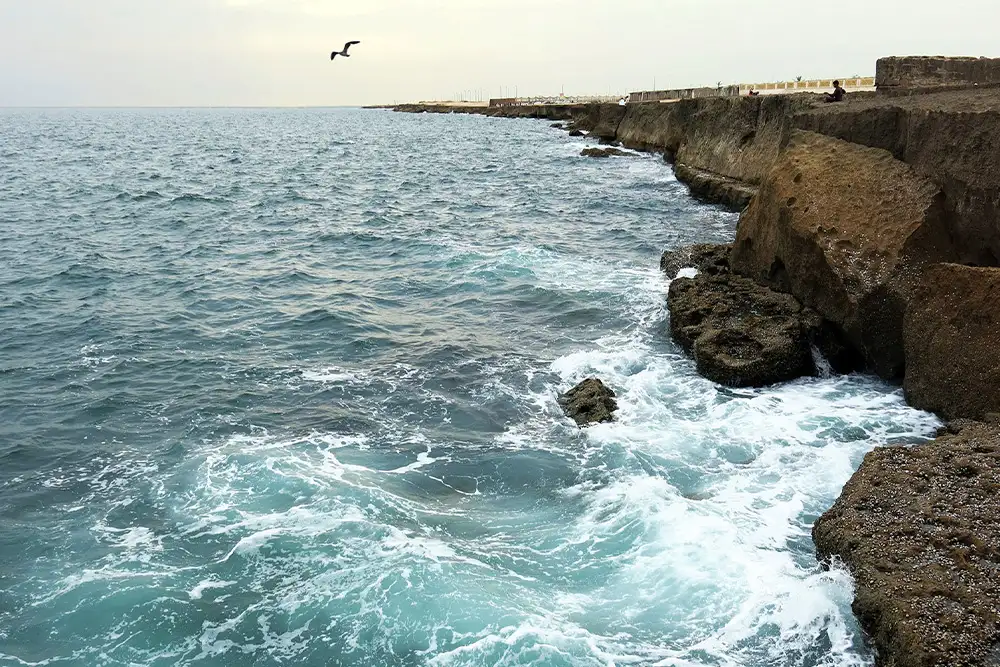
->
<box><xmin>1</xmin><ymin>0</ymin><xmax>998</xmax><ymax>107</ymax></box>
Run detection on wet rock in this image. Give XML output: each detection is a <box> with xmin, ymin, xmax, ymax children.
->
<box><xmin>558</xmin><ymin>378</ymin><xmax>618</xmax><ymax>426</ymax></box>
<box><xmin>674</xmin><ymin>163</ymin><xmax>757</xmax><ymax>210</ymax></box>
<box><xmin>814</xmin><ymin>422</ymin><xmax>1000</xmax><ymax>667</ymax></box>
<box><xmin>667</xmin><ymin>272</ymin><xmax>816</xmax><ymax>387</ymax></box>
<box><xmin>565</xmin><ymin>104</ymin><xmax>627</xmax><ymax>143</ymax></box>
<box><xmin>550</xmin><ymin>122</ymin><xmax>564</xmax><ymax>129</ymax></box>
<box><xmin>568</xmin><ymin>129</ymin><xmax>585</xmax><ymax>137</ymax></box>
<box><xmin>904</xmin><ymin>263</ymin><xmax>1000</xmax><ymax>421</ymax></box>
<box><xmin>731</xmin><ymin>130</ymin><xmax>957</xmax><ymax>379</ymax></box>
<box><xmin>580</xmin><ymin>147</ymin><xmax>629</xmax><ymax>158</ymax></box>
<box><xmin>659</xmin><ymin>243</ymin><xmax>731</xmax><ymax>278</ymax></box>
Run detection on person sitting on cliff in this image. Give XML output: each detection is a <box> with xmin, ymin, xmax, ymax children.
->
<box><xmin>824</xmin><ymin>80</ymin><xmax>846</xmax><ymax>103</ymax></box>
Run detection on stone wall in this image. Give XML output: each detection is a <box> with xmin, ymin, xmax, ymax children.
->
<box><xmin>876</xmin><ymin>56</ymin><xmax>1000</xmax><ymax>94</ymax></box>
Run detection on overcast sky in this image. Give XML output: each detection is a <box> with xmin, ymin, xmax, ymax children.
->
<box><xmin>1</xmin><ymin>0</ymin><xmax>997</xmax><ymax>106</ymax></box>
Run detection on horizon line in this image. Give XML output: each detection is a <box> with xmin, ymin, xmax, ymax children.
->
<box><xmin>0</xmin><ymin>104</ymin><xmax>379</xmax><ymax>110</ymax></box>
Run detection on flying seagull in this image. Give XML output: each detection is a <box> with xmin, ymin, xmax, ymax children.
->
<box><xmin>331</xmin><ymin>41</ymin><xmax>361</xmax><ymax>60</ymax></box>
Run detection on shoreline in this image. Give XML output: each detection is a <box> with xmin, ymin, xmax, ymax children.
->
<box><xmin>395</xmin><ymin>56</ymin><xmax>1000</xmax><ymax>666</ymax></box>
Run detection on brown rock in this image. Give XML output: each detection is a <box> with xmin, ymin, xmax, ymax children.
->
<box><xmin>674</xmin><ymin>163</ymin><xmax>757</xmax><ymax>210</ymax></box>
<box><xmin>814</xmin><ymin>423</ymin><xmax>1000</xmax><ymax>667</ymax></box>
<box><xmin>558</xmin><ymin>378</ymin><xmax>618</xmax><ymax>426</ymax></box>
<box><xmin>793</xmin><ymin>88</ymin><xmax>1000</xmax><ymax>266</ymax></box>
<box><xmin>731</xmin><ymin>130</ymin><xmax>956</xmax><ymax>379</ymax></box>
<box><xmin>659</xmin><ymin>243</ymin><xmax>731</xmax><ymax>277</ymax></box>
<box><xmin>667</xmin><ymin>273</ymin><xmax>815</xmax><ymax>387</ymax></box>
<box><xmin>565</xmin><ymin>103</ymin><xmax>627</xmax><ymax>142</ymax></box>
<box><xmin>904</xmin><ymin>263</ymin><xmax>1000</xmax><ymax>421</ymax></box>
<box><xmin>580</xmin><ymin>147</ymin><xmax>629</xmax><ymax>158</ymax></box>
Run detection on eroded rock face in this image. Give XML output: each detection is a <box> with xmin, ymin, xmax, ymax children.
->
<box><xmin>904</xmin><ymin>263</ymin><xmax>1000</xmax><ymax>421</ymax></box>
<box><xmin>731</xmin><ymin>130</ymin><xmax>956</xmax><ymax>379</ymax></box>
<box><xmin>674</xmin><ymin>163</ymin><xmax>757</xmax><ymax>211</ymax></box>
<box><xmin>659</xmin><ymin>243</ymin><xmax>731</xmax><ymax>278</ymax></box>
<box><xmin>793</xmin><ymin>89</ymin><xmax>1000</xmax><ymax>267</ymax></box>
<box><xmin>558</xmin><ymin>378</ymin><xmax>618</xmax><ymax>426</ymax></box>
<box><xmin>813</xmin><ymin>422</ymin><xmax>1000</xmax><ymax>667</ymax></box>
<box><xmin>565</xmin><ymin>104</ymin><xmax>627</xmax><ymax>142</ymax></box>
<box><xmin>580</xmin><ymin>147</ymin><xmax>629</xmax><ymax>158</ymax></box>
<box><xmin>667</xmin><ymin>272</ymin><xmax>816</xmax><ymax>387</ymax></box>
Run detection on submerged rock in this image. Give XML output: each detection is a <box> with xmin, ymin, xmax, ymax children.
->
<box><xmin>668</xmin><ymin>272</ymin><xmax>816</xmax><ymax>387</ymax></box>
<box><xmin>814</xmin><ymin>422</ymin><xmax>1000</xmax><ymax>667</ymax></box>
<box><xmin>568</xmin><ymin>129</ymin><xmax>585</xmax><ymax>137</ymax></box>
<box><xmin>550</xmin><ymin>122</ymin><xmax>564</xmax><ymax>129</ymax></box>
<box><xmin>580</xmin><ymin>147</ymin><xmax>629</xmax><ymax>158</ymax></box>
<box><xmin>660</xmin><ymin>243</ymin><xmax>731</xmax><ymax>278</ymax></box>
<box><xmin>558</xmin><ymin>378</ymin><xmax>618</xmax><ymax>426</ymax></box>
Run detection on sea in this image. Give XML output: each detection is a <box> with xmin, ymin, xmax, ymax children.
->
<box><xmin>0</xmin><ymin>108</ymin><xmax>940</xmax><ymax>667</ymax></box>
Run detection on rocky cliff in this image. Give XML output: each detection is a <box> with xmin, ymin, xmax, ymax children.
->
<box><xmin>613</xmin><ymin>95</ymin><xmax>821</xmax><ymax>207</ymax></box>
<box><xmin>395</xmin><ymin>95</ymin><xmax>826</xmax><ymax>211</ymax></box>
<box><xmin>904</xmin><ymin>264</ymin><xmax>1000</xmax><ymax>421</ymax></box>
<box><xmin>395</xmin><ymin>65</ymin><xmax>1000</xmax><ymax>666</ymax></box>
<box><xmin>794</xmin><ymin>89</ymin><xmax>1000</xmax><ymax>266</ymax></box>
<box><xmin>731</xmin><ymin>130</ymin><xmax>956</xmax><ymax>379</ymax></box>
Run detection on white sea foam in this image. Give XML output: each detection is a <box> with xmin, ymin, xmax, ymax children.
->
<box><xmin>300</xmin><ymin>366</ymin><xmax>359</xmax><ymax>384</ymax></box>
<box><xmin>530</xmin><ymin>268</ymin><xmax>939</xmax><ymax>665</ymax></box>
<box><xmin>188</xmin><ymin>578</ymin><xmax>237</xmax><ymax>600</ymax></box>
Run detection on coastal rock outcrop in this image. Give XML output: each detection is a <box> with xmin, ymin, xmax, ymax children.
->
<box><xmin>813</xmin><ymin>422</ymin><xmax>1000</xmax><ymax>667</ymax></box>
<box><xmin>659</xmin><ymin>243</ymin><xmax>731</xmax><ymax>278</ymax></box>
<box><xmin>793</xmin><ymin>88</ymin><xmax>1000</xmax><ymax>267</ymax></box>
<box><xmin>903</xmin><ymin>263</ymin><xmax>1000</xmax><ymax>421</ymax></box>
<box><xmin>667</xmin><ymin>271</ymin><xmax>816</xmax><ymax>387</ymax></box>
<box><xmin>730</xmin><ymin>130</ymin><xmax>956</xmax><ymax>379</ymax></box>
<box><xmin>615</xmin><ymin>95</ymin><xmax>819</xmax><ymax>183</ymax></box>
<box><xmin>566</xmin><ymin>104</ymin><xmax>627</xmax><ymax>143</ymax></box>
<box><xmin>673</xmin><ymin>163</ymin><xmax>756</xmax><ymax>210</ymax></box>
<box><xmin>580</xmin><ymin>147</ymin><xmax>629</xmax><ymax>158</ymax></box>
<box><xmin>558</xmin><ymin>378</ymin><xmax>618</xmax><ymax>426</ymax></box>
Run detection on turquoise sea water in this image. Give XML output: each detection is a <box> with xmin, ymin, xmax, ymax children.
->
<box><xmin>0</xmin><ymin>108</ymin><xmax>939</xmax><ymax>666</ymax></box>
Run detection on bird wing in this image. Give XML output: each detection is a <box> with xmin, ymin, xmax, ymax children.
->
<box><xmin>330</xmin><ymin>52</ymin><xmax>338</xmax><ymax>60</ymax></box>
<box><xmin>342</xmin><ymin>40</ymin><xmax>360</xmax><ymax>53</ymax></box>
